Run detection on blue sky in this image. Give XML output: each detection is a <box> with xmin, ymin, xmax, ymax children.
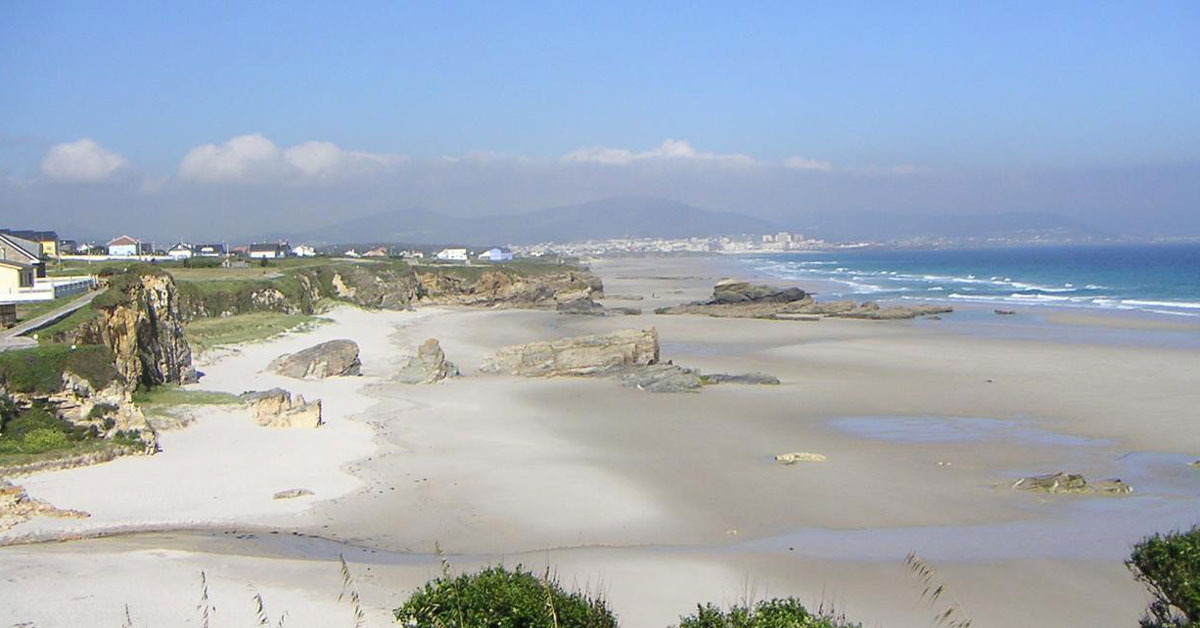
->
<box><xmin>1</xmin><ymin>1</ymin><xmax>1198</xmax><ymax>238</ymax></box>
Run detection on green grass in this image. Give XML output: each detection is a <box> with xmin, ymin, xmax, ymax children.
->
<box><xmin>184</xmin><ymin>312</ymin><xmax>327</xmax><ymax>352</ymax></box>
<box><xmin>0</xmin><ymin>344</ymin><xmax>118</xmax><ymax>393</ymax></box>
<box><xmin>34</xmin><ymin>302</ymin><xmax>101</xmax><ymax>341</ymax></box>
<box><xmin>0</xmin><ymin>438</ymin><xmax>117</xmax><ymax>468</ymax></box>
<box><xmin>13</xmin><ymin>294</ymin><xmax>76</xmax><ymax>324</ymax></box>
<box><xmin>131</xmin><ymin>385</ymin><xmax>240</xmax><ymax>409</ymax></box>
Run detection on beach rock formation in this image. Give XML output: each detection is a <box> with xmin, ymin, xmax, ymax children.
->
<box><xmin>712</xmin><ymin>280</ymin><xmax>808</xmax><ymax>304</ymax></box>
<box><xmin>69</xmin><ymin>270</ymin><xmax>197</xmax><ymax>388</ymax></box>
<box><xmin>273</xmin><ymin>488</ymin><xmax>315</xmax><ymax>500</ymax></box>
<box><xmin>703</xmin><ymin>372</ymin><xmax>781</xmax><ymax>385</ymax></box>
<box><xmin>655</xmin><ymin>280</ymin><xmax>952</xmax><ymax>320</ymax></box>
<box><xmin>1</xmin><ymin>480</ymin><xmax>88</xmax><ymax>532</ymax></box>
<box><xmin>269</xmin><ymin>339</ymin><xmax>361</xmax><ymax>379</ymax></box>
<box><xmin>416</xmin><ymin>268</ymin><xmax>604</xmax><ymax>309</ymax></box>
<box><xmin>775</xmin><ymin>452</ymin><xmax>827</xmax><ymax>465</ymax></box>
<box><xmin>613</xmin><ymin>364</ymin><xmax>703</xmax><ymax>392</ymax></box>
<box><xmin>1011</xmin><ymin>472</ymin><xmax>1132</xmax><ymax>495</ymax></box>
<box><xmin>481</xmin><ymin>328</ymin><xmax>660</xmax><ymax>377</ymax></box>
<box><xmin>556</xmin><ymin>297</ymin><xmax>607</xmax><ymax>316</ymax></box>
<box><xmin>394</xmin><ymin>339</ymin><xmax>458</xmax><ymax>384</ymax></box>
<box><xmin>240</xmin><ymin>388</ymin><xmax>323</xmax><ymax>428</ymax></box>
<box><xmin>994</xmin><ymin>309</ymin><xmax>1017</xmax><ymax>316</ymax></box>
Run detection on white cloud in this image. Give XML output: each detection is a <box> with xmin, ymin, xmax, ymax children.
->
<box><xmin>40</xmin><ymin>139</ymin><xmax>129</xmax><ymax>182</ymax></box>
<box><xmin>563</xmin><ymin>139</ymin><xmax>756</xmax><ymax>166</ymax></box>
<box><xmin>179</xmin><ymin>134</ymin><xmax>404</xmax><ymax>183</ymax></box>
<box><xmin>783</xmin><ymin>156</ymin><xmax>833</xmax><ymax>172</ymax></box>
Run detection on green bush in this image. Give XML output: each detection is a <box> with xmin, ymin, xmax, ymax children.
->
<box><xmin>2</xmin><ymin>407</ymin><xmax>62</xmax><ymax>440</ymax></box>
<box><xmin>676</xmin><ymin>599</ymin><xmax>860</xmax><ymax>628</ymax></box>
<box><xmin>1128</xmin><ymin>526</ymin><xmax>1200</xmax><ymax>627</ymax></box>
<box><xmin>17</xmin><ymin>428</ymin><xmax>72</xmax><ymax>453</ymax></box>
<box><xmin>394</xmin><ymin>565</ymin><xmax>617</xmax><ymax>628</ymax></box>
<box><xmin>87</xmin><ymin>402</ymin><xmax>118</xmax><ymax>420</ymax></box>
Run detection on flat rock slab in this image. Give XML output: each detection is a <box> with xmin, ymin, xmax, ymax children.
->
<box><xmin>1011</xmin><ymin>472</ymin><xmax>1132</xmax><ymax>495</ymax></box>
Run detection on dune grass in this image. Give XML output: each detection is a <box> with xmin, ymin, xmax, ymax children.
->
<box><xmin>131</xmin><ymin>385</ymin><xmax>240</xmax><ymax>409</ymax></box>
<box><xmin>185</xmin><ymin>312</ymin><xmax>328</xmax><ymax>352</ymax></box>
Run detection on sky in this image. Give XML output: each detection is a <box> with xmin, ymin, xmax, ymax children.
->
<box><xmin>1</xmin><ymin>1</ymin><xmax>1198</xmax><ymax>240</ymax></box>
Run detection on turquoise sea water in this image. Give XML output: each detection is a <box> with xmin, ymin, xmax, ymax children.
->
<box><xmin>739</xmin><ymin>243</ymin><xmax>1200</xmax><ymax>317</ymax></box>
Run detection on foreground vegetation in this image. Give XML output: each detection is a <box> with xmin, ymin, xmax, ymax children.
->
<box><xmin>0</xmin><ymin>344</ymin><xmax>117</xmax><ymax>394</ymax></box>
<box><xmin>1128</xmin><ymin>525</ymin><xmax>1200</xmax><ymax>627</ymax></box>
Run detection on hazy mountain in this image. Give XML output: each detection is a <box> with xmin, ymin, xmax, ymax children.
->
<box><xmin>792</xmin><ymin>211</ymin><xmax>1106</xmax><ymax>242</ymax></box>
<box><xmin>274</xmin><ymin>197</ymin><xmax>780</xmax><ymax>246</ymax></box>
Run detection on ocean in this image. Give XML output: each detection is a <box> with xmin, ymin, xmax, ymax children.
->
<box><xmin>738</xmin><ymin>242</ymin><xmax>1200</xmax><ymax>318</ymax></box>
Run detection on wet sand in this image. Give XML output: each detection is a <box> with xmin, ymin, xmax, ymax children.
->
<box><xmin>2</xmin><ymin>255</ymin><xmax>1199</xmax><ymax>628</ymax></box>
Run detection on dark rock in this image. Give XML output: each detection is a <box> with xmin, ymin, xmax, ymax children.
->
<box><xmin>613</xmin><ymin>364</ymin><xmax>703</xmax><ymax>392</ymax></box>
<box><xmin>702</xmin><ymin>372</ymin><xmax>781</xmax><ymax>385</ymax></box>
<box><xmin>994</xmin><ymin>309</ymin><xmax>1017</xmax><ymax>315</ymax></box>
<box><xmin>556</xmin><ymin>297</ymin><xmax>607</xmax><ymax>316</ymax></box>
<box><xmin>268</xmin><ymin>339</ymin><xmax>361</xmax><ymax>379</ymax></box>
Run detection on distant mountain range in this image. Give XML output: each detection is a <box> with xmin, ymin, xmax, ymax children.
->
<box><xmin>260</xmin><ymin>197</ymin><xmax>780</xmax><ymax>246</ymax></box>
<box><xmin>250</xmin><ymin>196</ymin><xmax>1106</xmax><ymax>246</ymax></box>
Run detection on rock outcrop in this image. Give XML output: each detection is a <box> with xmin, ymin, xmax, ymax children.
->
<box><xmin>240</xmin><ymin>389</ymin><xmax>323</xmax><ymax>428</ymax></box>
<box><xmin>481</xmin><ymin>328</ymin><xmax>660</xmax><ymax>377</ymax></box>
<box><xmin>1</xmin><ymin>480</ymin><xmax>88</xmax><ymax>532</ymax></box>
<box><xmin>394</xmin><ymin>339</ymin><xmax>458</xmax><ymax>384</ymax></box>
<box><xmin>273</xmin><ymin>488</ymin><xmax>315</xmax><ymax>500</ymax></box>
<box><xmin>416</xmin><ymin>268</ymin><xmax>603</xmax><ymax>309</ymax></box>
<box><xmin>613</xmin><ymin>364</ymin><xmax>703</xmax><ymax>392</ymax></box>
<box><xmin>702</xmin><ymin>372</ymin><xmax>781</xmax><ymax>385</ymax></box>
<box><xmin>269</xmin><ymin>339</ymin><xmax>361</xmax><ymax>379</ymax></box>
<box><xmin>556</xmin><ymin>297</ymin><xmax>608</xmax><ymax>316</ymax></box>
<box><xmin>71</xmin><ymin>271</ymin><xmax>197</xmax><ymax>388</ymax></box>
<box><xmin>775</xmin><ymin>452</ymin><xmax>827</xmax><ymax>465</ymax></box>
<box><xmin>1011</xmin><ymin>472</ymin><xmax>1132</xmax><ymax>495</ymax></box>
<box><xmin>656</xmin><ymin>280</ymin><xmax>953</xmax><ymax>320</ymax></box>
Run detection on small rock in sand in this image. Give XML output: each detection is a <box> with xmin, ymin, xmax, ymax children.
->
<box><xmin>1011</xmin><ymin>472</ymin><xmax>1132</xmax><ymax>495</ymax></box>
<box><xmin>273</xmin><ymin>488</ymin><xmax>315</xmax><ymax>500</ymax></box>
<box><xmin>775</xmin><ymin>452</ymin><xmax>827</xmax><ymax>465</ymax></box>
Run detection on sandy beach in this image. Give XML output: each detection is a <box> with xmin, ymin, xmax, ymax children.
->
<box><xmin>3</xmin><ymin>255</ymin><xmax>1199</xmax><ymax>628</ymax></box>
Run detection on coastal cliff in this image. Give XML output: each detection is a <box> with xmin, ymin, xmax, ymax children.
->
<box><xmin>174</xmin><ymin>261</ymin><xmax>604</xmax><ymax>319</ymax></box>
<box><xmin>70</xmin><ymin>271</ymin><xmax>196</xmax><ymax>388</ymax></box>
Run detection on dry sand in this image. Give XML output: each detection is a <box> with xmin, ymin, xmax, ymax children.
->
<box><xmin>3</xmin><ymin>255</ymin><xmax>1199</xmax><ymax>628</ymax></box>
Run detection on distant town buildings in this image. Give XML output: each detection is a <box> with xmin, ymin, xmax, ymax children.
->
<box><xmin>107</xmin><ymin>235</ymin><xmax>145</xmax><ymax>256</ymax></box>
<box><xmin>292</xmin><ymin>244</ymin><xmax>317</xmax><ymax>257</ymax></box>
<box><xmin>477</xmin><ymin>247</ymin><xmax>514</xmax><ymax>262</ymax></box>
<box><xmin>249</xmin><ymin>242</ymin><xmax>292</xmax><ymax>259</ymax></box>
<box><xmin>435</xmin><ymin>247</ymin><xmax>468</xmax><ymax>261</ymax></box>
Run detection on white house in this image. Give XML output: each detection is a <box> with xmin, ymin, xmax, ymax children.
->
<box><xmin>292</xmin><ymin>244</ymin><xmax>317</xmax><ymax>257</ymax></box>
<box><xmin>477</xmin><ymin>247</ymin><xmax>514</xmax><ymax>262</ymax></box>
<box><xmin>167</xmin><ymin>242</ymin><xmax>194</xmax><ymax>260</ymax></box>
<box><xmin>195</xmin><ymin>243</ymin><xmax>227</xmax><ymax>257</ymax></box>
<box><xmin>107</xmin><ymin>235</ymin><xmax>142</xmax><ymax>257</ymax></box>
<box><xmin>249</xmin><ymin>242</ymin><xmax>291</xmax><ymax>259</ymax></box>
<box><xmin>435</xmin><ymin>247</ymin><xmax>468</xmax><ymax>261</ymax></box>
<box><xmin>343</xmin><ymin>249</ymin><xmax>361</xmax><ymax>258</ymax></box>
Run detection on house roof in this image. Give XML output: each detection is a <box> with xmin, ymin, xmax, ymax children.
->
<box><xmin>108</xmin><ymin>235</ymin><xmax>140</xmax><ymax>246</ymax></box>
<box><xmin>250</xmin><ymin>242</ymin><xmax>289</xmax><ymax>252</ymax></box>
<box><xmin>169</xmin><ymin>242</ymin><xmax>193</xmax><ymax>251</ymax></box>
<box><xmin>0</xmin><ymin>229</ymin><xmax>58</xmax><ymax>242</ymax></box>
<box><xmin>0</xmin><ymin>234</ymin><xmax>42</xmax><ymax>262</ymax></box>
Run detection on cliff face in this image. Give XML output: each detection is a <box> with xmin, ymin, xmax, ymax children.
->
<box><xmin>173</xmin><ymin>262</ymin><xmax>605</xmax><ymax>319</ymax></box>
<box><xmin>415</xmin><ymin>267</ymin><xmax>603</xmax><ymax>308</ymax></box>
<box><xmin>76</xmin><ymin>272</ymin><xmax>196</xmax><ymax>388</ymax></box>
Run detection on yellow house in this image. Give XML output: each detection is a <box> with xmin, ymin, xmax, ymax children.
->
<box><xmin>0</xmin><ymin>259</ymin><xmax>36</xmax><ymax>297</ymax></box>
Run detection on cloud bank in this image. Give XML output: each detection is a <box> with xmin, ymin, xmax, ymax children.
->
<box><xmin>40</xmin><ymin>139</ymin><xmax>129</xmax><ymax>182</ymax></box>
<box><xmin>178</xmin><ymin>134</ymin><xmax>404</xmax><ymax>183</ymax></box>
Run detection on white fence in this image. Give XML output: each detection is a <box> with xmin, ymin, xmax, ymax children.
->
<box><xmin>3</xmin><ymin>275</ymin><xmax>97</xmax><ymax>302</ymax></box>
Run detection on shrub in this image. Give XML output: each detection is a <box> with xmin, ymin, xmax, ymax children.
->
<box><xmin>394</xmin><ymin>564</ymin><xmax>617</xmax><ymax>628</ymax></box>
<box><xmin>1128</xmin><ymin>526</ymin><xmax>1200</xmax><ymax>627</ymax></box>
<box><xmin>17</xmin><ymin>428</ymin><xmax>72</xmax><ymax>453</ymax></box>
<box><xmin>2</xmin><ymin>407</ymin><xmax>62</xmax><ymax>440</ymax></box>
<box><xmin>88</xmin><ymin>402</ymin><xmax>118</xmax><ymax>420</ymax></box>
<box><xmin>676</xmin><ymin>598</ymin><xmax>861</xmax><ymax>628</ymax></box>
